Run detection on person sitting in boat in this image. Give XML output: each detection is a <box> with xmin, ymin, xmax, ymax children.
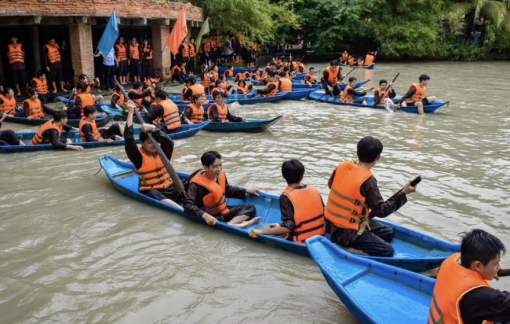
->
<box><xmin>207</xmin><ymin>92</ymin><xmax>242</xmax><ymax>123</ymax></box>
<box><xmin>373</xmin><ymin>79</ymin><xmax>396</xmax><ymax>108</ymax></box>
<box><xmin>30</xmin><ymin>111</ymin><xmax>83</xmax><ymax>151</ymax></box>
<box><xmin>293</xmin><ymin>60</ymin><xmax>306</xmax><ymax>73</ymax></box>
<box><xmin>347</xmin><ymin>55</ymin><xmax>355</xmax><ymax>67</ymax></box>
<box><xmin>143</xmin><ymin>90</ymin><xmax>182</xmax><ymax>134</ymax></box>
<box><xmin>303</xmin><ymin>67</ymin><xmax>318</xmax><ymax>87</ymax></box>
<box><xmin>213</xmin><ymin>78</ymin><xmax>234</xmax><ymax>98</ymax></box>
<box><xmin>111</xmin><ymin>85</ymin><xmax>126</xmax><ymax>110</ymax></box>
<box><xmin>128</xmin><ymin>81</ymin><xmax>153</xmax><ymax>110</ymax></box>
<box><xmin>234</xmin><ymin>71</ymin><xmax>248</xmax><ymax>83</ymax></box>
<box><xmin>0</xmin><ymin>113</ymin><xmax>25</xmax><ymax>146</ymax></box>
<box><xmin>0</xmin><ymin>88</ymin><xmax>23</xmax><ymax>117</ymax></box>
<box><xmin>184</xmin><ymin>150</ymin><xmax>261</xmax><ymax>228</ymax></box>
<box><xmin>364</xmin><ymin>51</ymin><xmax>376</xmax><ymax>66</ymax></box>
<box><xmin>340</xmin><ymin>50</ymin><xmax>349</xmax><ymax>65</ymax></box>
<box><xmin>321</xmin><ymin>60</ymin><xmax>343</xmax><ymax>101</ymax></box>
<box><xmin>249</xmin><ymin>159</ymin><xmax>325</xmax><ymax>243</ymax></box>
<box><xmin>79</xmin><ymin>106</ymin><xmax>124</xmax><ymax>143</ymax></box>
<box><xmin>340</xmin><ymin>77</ymin><xmax>373</xmax><ymax>105</ymax></box>
<box><xmin>170</xmin><ymin>61</ymin><xmax>187</xmax><ymax>84</ymax></box>
<box><xmin>236</xmin><ymin>80</ymin><xmax>254</xmax><ymax>94</ymax></box>
<box><xmin>30</xmin><ymin>71</ymin><xmax>53</xmax><ymax>104</ymax></box>
<box><xmin>183</xmin><ymin>76</ymin><xmax>209</xmax><ymax>103</ymax></box>
<box><xmin>69</xmin><ymin>82</ymin><xmax>95</xmax><ymax>119</ymax></box>
<box><xmin>22</xmin><ymin>88</ymin><xmax>58</xmax><ymax>119</ymax></box>
<box><xmin>325</xmin><ymin>136</ymin><xmax>417</xmax><ymax>256</ymax></box>
<box><xmin>256</xmin><ymin>72</ymin><xmax>279</xmax><ymax>97</ymax></box>
<box><xmin>251</xmin><ymin>67</ymin><xmax>263</xmax><ymax>81</ymax></box>
<box><xmin>429</xmin><ymin>229</ymin><xmax>510</xmax><ymax>324</ymax></box>
<box><xmin>224</xmin><ymin>66</ymin><xmax>234</xmax><ymax>78</ymax></box>
<box><xmin>356</xmin><ymin>57</ymin><xmax>365</xmax><ymax>67</ymax></box>
<box><xmin>181</xmin><ymin>94</ymin><xmax>205</xmax><ymax>124</ymax></box>
<box><xmin>78</xmin><ymin>74</ymin><xmax>103</xmax><ymax>104</ymax></box>
<box><xmin>124</xmin><ymin>101</ymin><xmax>183</xmax><ymax>210</ymax></box>
<box><xmin>397</xmin><ymin>74</ymin><xmax>437</xmax><ymax>115</ymax></box>
<box><xmin>200</xmin><ymin>67</ymin><xmax>213</xmax><ymax>94</ymax></box>
<box><xmin>278</xmin><ymin>71</ymin><xmax>293</xmax><ymax>93</ymax></box>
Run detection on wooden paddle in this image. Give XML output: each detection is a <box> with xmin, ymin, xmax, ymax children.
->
<box><xmin>387</xmin><ymin>176</ymin><xmax>421</xmax><ymax>200</ymax></box>
<box><xmin>498</xmin><ymin>269</ymin><xmax>510</xmax><ymax>277</ymax></box>
<box><xmin>373</xmin><ymin>73</ymin><xmax>400</xmax><ymax>108</ymax></box>
<box><xmin>315</xmin><ymin>67</ymin><xmax>357</xmax><ymax>102</ymax></box>
<box><xmin>114</xmin><ymin>80</ymin><xmax>186</xmax><ymax>195</ymax></box>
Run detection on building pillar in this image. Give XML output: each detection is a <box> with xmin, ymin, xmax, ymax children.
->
<box><xmin>31</xmin><ymin>26</ymin><xmax>42</xmax><ymax>73</ymax></box>
<box><xmin>69</xmin><ymin>23</ymin><xmax>94</xmax><ymax>82</ymax></box>
<box><xmin>151</xmin><ymin>25</ymin><xmax>171</xmax><ymax>79</ymax></box>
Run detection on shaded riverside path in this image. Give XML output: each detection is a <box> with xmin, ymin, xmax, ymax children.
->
<box><xmin>0</xmin><ymin>61</ymin><xmax>509</xmax><ymax>323</ymax></box>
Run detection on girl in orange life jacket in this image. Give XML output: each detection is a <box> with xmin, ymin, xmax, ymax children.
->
<box><xmin>30</xmin><ymin>71</ymin><xmax>52</xmax><ymax>104</ymax></box>
<box><xmin>143</xmin><ymin>90</ymin><xmax>182</xmax><ymax>134</ymax></box>
<box><xmin>325</xmin><ymin>136</ymin><xmax>417</xmax><ymax>256</ymax></box>
<box><xmin>373</xmin><ymin>79</ymin><xmax>396</xmax><ymax>108</ymax></box>
<box><xmin>249</xmin><ymin>159</ymin><xmax>325</xmax><ymax>243</ymax></box>
<box><xmin>304</xmin><ymin>67</ymin><xmax>318</xmax><ymax>86</ymax></box>
<box><xmin>0</xmin><ymin>112</ymin><xmax>25</xmax><ymax>146</ymax></box>
<box><xmin>141</xmin><ymin>39</ymin><xmax>154</xmax><ymax>80</ymax></box>
<box><xmin>211</xmin><ymin>66</ymin><xmax>220</xmax><ymax>82</ymax></box>
<box><xmin>181</xmin><ymin>94</ymin><xmax>205</xmax><ymax>124</ymax></box>
<box><xmin>128</xmin><ymin>37</ymin><xmax>142</xmax><ymax>82</ymax></box>
<box><xmin>115</xmin><ymin>37</ymin><xmax>128</xmax><ymax>84</ymax></box>
<box><xmin>340</xmin><ymin>77</ymin><xmax>373</xmax><ymax>105</ymax></box>
<box><xmin>80</xmin><ymin>105</ymin><xmax>124</xmax><ymax>143</ymax></box>
<box><xmin>78</xmin><ymin>74</ymin><xmax>104</xmax><ymax>104</ymax></box>
<box><xmin>183</xmin><ymin>150</ymin><xmax>261</xmax><ymax>227</ymax></box>
<box><xmin>224</xmin><ymin>66</ymin><xmax>234</xmax><ymax>78</ymax></box>
<box><xmin>31</xmin><ymin>110</ymin><xmax>83</xmax><ymax>151</ymax></box>
<box><xmin>217</xmin><ymin>77</ymin><xmax>234</xmax><ymax>95</ymax></box>
<box><xmin>207</xmin><ymin>91</ymin><xmax>243</xmax><ymax>123</ymax></box>
<box><xmin>321</xmin><ymin>60</ymin><xmax>343</xmax><ymax>101</ymax></box>
<box><xmin>8</xmin><ymin>36</ymin><xmax>28</xmax><ymax>97</ymax></box>
<box><xmin>123</xmin><ymin>101</ymin><xmax>184</xmax><ymax>209</ymax></box>
<box><xmin>0</xmin><ymin>88</ymin><xmax>22</xmax><ymax>116</ymax></box>
<box><xmin>236</xmin><ymin>80</ymin><xmax>253</xmax><ymax>94</ymax></box>
<box><xmin>22</xmin><ymin>88</ymin><xmax>58</xmax><ymax>119</ymax></box>
<box><xmin>397</xmin><ymin>74</ymin><xmax>437</xmax><ymax>115</ymax></box>
<box><xmin>43</xmin><ymin>38</ymin><xmax>68</xmax><ymax>93</ymax></box>
<box><xmin>111</xmin><ymin>85</ymin><xmax>126</xmax><ymax>110</ymax></box>
<box><xmin>429</xmin><ymin>229</ymin><xmax>510</xmax><ymax>324</ymax></box>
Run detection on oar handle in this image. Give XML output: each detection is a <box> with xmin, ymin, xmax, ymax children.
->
<box><xmin>498</xmin><ymin>269</ymin><xmax>510</xmax><ymax>277</ymax></box>
<box><xmin>343</xmin><ymin>67</ymin><xmax>357</xmax><ymax>79</ymax></box>
<box><xmin>114</xmin><ymin>80</ymin><xmax>186</xmax><ymax>195</ymax></box>
<box><xmin>375</xmin><ymin>72</ymin><xmax>400</xmax><ymax>106</ymax></box>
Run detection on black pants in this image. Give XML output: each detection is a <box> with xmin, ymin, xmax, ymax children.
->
<box><xmin>11</xmin><ymin>66</ymin><xmax>27</xmax><ymax>86</ymax></box>
<box><xmin>324</xmin><ymin>84</ymin><xmax>341</xmax><ymax>97</ymax></box>
<box><xmin>141</xmin><ymin>60</ymin><xmax>153</xmax><ymax>79</ymax></box>
<box><xmin>217</xmin><ymin>204</ymin><xmax>256</xmax><ymax>222</ymax></box>
<box><xmin>329</xmin><ymin>219</ymin><xmax>394</xmax><ymax>257</ymax></box>
<box><xmin>50</xmin><ymin>63</ymin><xmax>64</xmax><ymax>83</ymax></box>
<box><xmin>0</xmin><ymin>130</ymin><xmax>21</xmax><ymax>145</ymax></box>
<box><xmin>38</xmin><ymin>93</ymin><xmax>55</xmax><ymax>104</ymax></box>
<box><xmin>103</xmin><ymin>65</ymin><xmax>115</xmax><ymax>90</ymax></box>
<box><xmin>99</xmin><ymin>123</ymin><xmax>122</xmax><ymax>139</ymax></box>
<box><xmin>187</xmin><ymin>58</ymin><xmax>195</xmax><ymax>74</ymax></box>
<box><xmin>142</xmin><ymin>184</ymin><xmax>183</xmax><ymax>203</ymax></box>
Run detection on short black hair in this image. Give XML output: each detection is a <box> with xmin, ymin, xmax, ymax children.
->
<box><xmin>379</xmin><ymin>79</ymin><xmax>388</xmax><ymax>85</ymax></box>
<box><xmin>28</xmin><ymin>87</ymin><xmax>37</xmax><ymax>96</ymax></box>
<box><xmin>282</xmin><ymin>159</ymin><xmax>305</xmax><ymax>184</ymax></box>
<box><xmin>201</xmin><ymin>151</ymin><xmax>222</xmax><ymax>167</ymax></box>
<box><xmin>77</xmin><ymin>82</ymin><xmax>88</xmax><ymax>92</ymax></box>
<box><xmin>83</xmin><ymin>105</ymin><xmax>97</xmax><ymax>117</ymax></box>
<box><xmin>461</xmin><ymin>229</ymin><xmax>506</xmax><ymax>267</ymax></box>
<box><xmin>348</xmin><ymin>77</ymin><xmax>357</xmax><ymax>83</ymax></box>
<box><xmin>279</xmin><ymin>71</ymin><xmax>287</xmax><ymax>77</ymax></box>
<box><xmin>132</xmin><ymin>81</ymin><xmax>143</xmax><ymax>90</ymax></box>
<box><xmin>310</xmin><ymin>67</ymin><xmax>315</xmax><ymax>71</ymax></box>
<box><xmin>419</xmin><ymin>74</ymin><xmax>430</xmax><ymax>82</ymax></box>
<box><xmin>215</xmin><ymin>91</ymin><xmax>226</xmax><ymax>98</ymax></box>
<box><xmin>357</xmin><ymin>136</ymin><xmax>383</xmax><ymax>163</ymax></box>
<box><xmin>78</xmin><ymin>74</ymin><xmax>87</xmax><ymax>81</ymax></box>
<box><xmin>155</xmin><ymin>90</ymin><xmax>168</xmax><ymax>100</ymax></box>
<box><xmin>139</xmin><ymin>131</ymin><xmax>149</xmax><ymax>142</ymax></box>
<box><xmin>37</xmin><ymin>70</ymin><xmax>45</xmax><ymax>78</ymax></box>
<box><xmin>3</xmin><ymin>87</ymin><xmax>13</xmax><ymax>95</ymax></box>
<box><xmin>54</xmin><ymin>110</ymin><xmax>68</xmax><ymax>122</ymax></box>
<box><xmin>330</xmin><ymin>59</ymin><xmax>339</xmax><ymax>66</ymax></box>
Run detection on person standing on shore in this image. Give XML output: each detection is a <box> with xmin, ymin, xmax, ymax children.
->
<box><xmin>7</xmin><ymin>36</ymin><xmax>28</xmax><ymax>97</ymax></box>
<box><xmin>115</xmin><ymin>37</ymin><xmax>128</xmax><ymax>85</ymax></box>
<box><xmin>43</xmin><ymin>38</ymin><xmax>67</xmax><ymax>93</ymax></box>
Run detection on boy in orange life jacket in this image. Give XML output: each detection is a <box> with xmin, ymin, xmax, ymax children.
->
<box><xmin>325</xmin><ymin>136</ymin><xmax>417</xmax><ymax>256</ymax></box>
<box><xmin>181</xmin><ymin>94</ymin><xmax>205</xmax><ymax>124</ymax></box>
<box><xmin>373</xmin><ymin>79</ymin><xmax>396</xmax><ymax>108</ymax></box>
<box><xmin>183</xmin><ymin>151</ymin><xmax>261</xmax><ymax>227</ymax></box>
<box><xmin>304</xmin><ymin>67</ymin><xmax>318</xmax><ymax>87</ymax></box>
<box><xmin>30</xmin><ymin>71</ymin><xmax>53</xmax><ymax>104</ymax></box>
<box><xmin>249</xmin><ymin>159</ymin><xmax>325</xmax><ymax>243</ymax></box>
<box><xmin>80</xmin><ymin>106</ymin><xmax>124</xmax><ymax>143</ymax></box>
<box><xmin>22</xmin><ymin>88</ymin><xmax>59</xmax><ymax>119</ymax></box>
<box><xmin>43</xmin><ymin>38</ymin><xmax>67</xmax><ymax>93</ymax></box>
<box><xmin>0</xmin><ymin>113</ymin><xmax>25</xmax><ymax>146</ymax></box>
<box><xmin>397</xmin><ymin>74</ymin><xmax>438</xmax><ymax>115</ymax></box>
<box><xmin>340</xmin><ymin>77</ymin><xmax>373</xmax><ymax>105</ymax></box>
<box><xmin>321</xmin><ymin>60</ymin><xmax>343</xmax><ymax>101</ymax></box>
<box><xmin>8</xmin><ymin>36</ymin><xmax>28</xmax><ymax>97</ymax></box>
<box><xmin>143</xmin><ymin>90</ymin><xmax>182</xmax><ymax>134</ymax></box>
<box><xmin>128</xmin><ymin>37</ymin><xmax>142</xmax><ymax>82</ymax></box>
<box><xmin>78</xmin><ymin>74</ymin><xmax>103</xmax><ymax>104</ymax></box>
<box><xmin>31</xmin><ymin>110</ymin><xmax>83</xmax><ymax>151</ymax></box>
<box><xmin>429</xmin><ymin>229</ymin><xmax>510</xmax><ymax>324</ymax></box>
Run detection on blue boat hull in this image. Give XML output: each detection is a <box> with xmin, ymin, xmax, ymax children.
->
<box><xmin>0</xmin><ymin>122</ymin><xmax>208</xmax><ymax>153</ymax></box>
<box><xmin>340</xmin><ymin>63</ymin><xmax>376</xmax><ymax>70</ymax></box>
<box><xmin>238</xmin><ymin>93</ymin><xmax>286</xmax><ymax>105</ymax></box>
<box><xmin>99</xmin><ymin>154</ymin><xmax>459</xmax><ymax>271</ymax></box>
<box><xmin>202</xmin><ymin>115</ymin><xmax>283</xmax><ymax>132</ymax></box>
<box><xmin>308</xmin><ymin>90</ymin><xmax>449</xmax><ymax>114</ymax></box>
<box><xmin>3</xmin><ymin>114</ymin><xmax>113</xmax><ymax>127</ymax></box>
<box><xmin>282</xmin><ymin>89</ymin><xmax>312</xmax><ymax>100</ymax></box>
<box><xmin>306</xmin><ymin>236</ymin><xmax>436</xmax><ymax>324</ymax></box>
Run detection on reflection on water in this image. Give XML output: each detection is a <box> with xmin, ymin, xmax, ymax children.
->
<box><xmin>1</xmin><ymin>62</ymin><xmax>509</xmax><ymax>323</ymax></box>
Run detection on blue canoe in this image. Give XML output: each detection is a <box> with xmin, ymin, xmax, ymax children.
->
<box><xmin>2</xmin><ymin>114</ymin><xmax>113</xmax><ymax>127</ymax></box>
<box><xmin>99</xmin><ymin>154</ymin><xmax>459</xmax><ymax>271</ymax></box>
<box><xmin>308</xmin><ymin>90</ymin><xmax>449</xmax><ymax>114</ymax></box>
<box><xmin>218</xmin><ymin>66</ymin><xmax>252</xmax><ymax>75</ymax></box>
<box><xmin>201</xmin><ymin>115</ymin><xmax>283</xmax><ymax>132</ymax></box>
<box><xmin>292</xmin><ymin>79</ymin><xmax>372</xmax><ymax>91</ymax></box>
<box><xmin>306</xmin><ymin>236</ymin><xmax>436</xmax><ymax>324</ymax></box>
<box><xmin>340</xmin><ymin>63</ymin><xmax>376</xmax><ymax>70</ymax></box>
<box><xmin>282</xmin><ymin>89</ymin><xmax>313</xmax><ymax>100</ymax></box>
<box><xmin>0</xmin><ymin>122</ymin><xmax>208</xmax><ymax>153</ymax></box>
<box><xmin>293</xmin><ymin>69</ymin><xmax>321</xmax><ymax>80</ymax></box>
<box><xmin>238</xmin><ymin>93</ymin><xmax>286</xmax><ymax>105</ymax></box>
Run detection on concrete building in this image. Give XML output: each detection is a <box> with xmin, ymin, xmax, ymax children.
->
<box><xmin>0</xmin><ymin>0</ymin><xmax>203</xmax><ymax>86</ymax></box>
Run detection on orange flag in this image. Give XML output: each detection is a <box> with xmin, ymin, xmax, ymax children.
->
<box><xmin>166</xmin><ymin>9</ymin><xmax>188</xmax><ymax>55</ymax></box>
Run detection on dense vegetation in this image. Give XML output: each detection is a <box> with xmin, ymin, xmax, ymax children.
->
<box><xmin>181</xmin><ymin>0</ymin><xmax>510</xmax><ymax>60</ymax></box>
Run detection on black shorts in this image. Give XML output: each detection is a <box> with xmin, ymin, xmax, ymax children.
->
<box><xmin>11</xmin><ymin>64</ymin><xmax>27</xmax><ymax>85</ymax></box>
<box><xmin>50</xmin><ymin>63</ymin><xmax>64</xmax><ymax>82</ymax></box>
<box><xmin>0</xmin><ymin>130</ymin><xmax>21</xmax><ymax>146</ymax></box>
<box><xmin>325</xmin><ymin>84</ymin><xmax>340</xmax><ymax>96</ymax></box>
<box><xmin>118</xmin><ymin>61</ymin><xmax>128</xmax><ymax>76</ymax></box>
<box><xmin>130</xmin><ymin>62</ymin><xmax>141</xmax><ymax>76</ymax></box>
<box><xmin>142</xmin><ymin>184</ymin><xmax>183</xmax><ymax>203</ymax></box>
<box><xmin>407</xmin><ymin>98</ymin><xmax>430</xmax><ymax>106</ymax></box>
<box><xmin>99</xmin><ymin>123</ymin><xmax>122</xmax><ymax>139</ymax></box>
<box><xmin>216</xmin><ymin>204</ymin><xmax>256</xmax><ymax>222</ymax></box>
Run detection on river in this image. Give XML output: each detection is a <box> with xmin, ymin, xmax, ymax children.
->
<box><xmin>1</xmin><ymin>61</ymin><xmax>509</xmax><ymax>323</ymax></box>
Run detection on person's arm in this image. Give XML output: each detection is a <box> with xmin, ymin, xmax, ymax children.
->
<box><xmin>398</xmin><ymin>87</ymin><xmax>416</xmax><ymax>104</ymax></box>
<box><xmin>124</xmin><ymin>120</ymin><xmax>143</xmax><ymax>169</ymax></box>
<box><xmin>181</xmin><ymin>106</ymin><xmax>193</xmax><ymax>124</ymax></box>
<box><xmin>209</xmin><ymin>104</ymin><xmax>220</xmax><ymax>122</ymax></box>
<box><xmin>63</xmin><ymin>124</ymin><xmax>74</xmax><ymax>132</ymax></box>
<box><xmin>250</xmin><ymin>194</ymin><xmax>293</xmax><ymax>238</ymax></box>
<box><xmin>43</xmin><ymin>47</ymin><xmax>50</xmax><ymax>69</ymax></box>
<box><xmin>75</xmin><ymin>96</ymin><xmax>83</xmax><ymax>112</ymax></box>
<box><xmin>111</xmin><ymin>94</ymin><xmax>120</xmax><ymax>106</ymax></box>
<box><xmin>81</xmin><ymin>123</ymin><xmax>96</xmax><ymax>142</ymax></box>
<box><xmin>373</xmin><ymin>90</ymin><xmax>381</xmax><ymax>104</ymax></box>
<box><xmin>321</xmin><ymin>71</ymin><xmax>330</xmax><ymax>89</ymax></box>
<box><xmin>128</xmin><ymin>91</ymin><xmax>146</xmax><ymax>100</ymax></box>
<box><xmin>388</xmin><ymin>88</ymin><xmax>396</xmax><ymax>99</ymax></box>
<box><xmin>348</xmin><ymin>88</ymin><xmax>369</xmax><ymax>97</ymax></box>
<box><xmin>256</xmin><ymin>84</ymin><xmax>276</xmax><ymax>95</ymax></box>
<box><xmin>42</xmin><ymin>104</ymin><xmax>58</xmax><ymax>117</ymax></box>
<box><xmin>362</xmin><ymin>177</ymin><xmax>407</xmax><ymax>218</ymax></box>
<box><xmin>22</xmin><ymin>101</ymin><xmax>30</xmax><ymax>117</ymax></box>
<box><xmin>224</xmin><ymin>176</ymin><xmax>247</xmax><ymax>199</ymax></box>
<box><xmin>226</xmin><ymin>109</ymin><xmax>242</xmax><ymax>122</ymax></box>
<box><xmin>459</xmin><ymin>287</ymin><xmax>510</xmax><ymax>323</ymax></box>
<box><xmin>151</xmin><ymin>127</ymin><xmax>174</xmax><ymax>160</ymax></box>
<box><xmin>183</xmin><ymin>182</ymin><xmax>207</xmax><ymax>217</ymax></box>
<box><xmin>45</xmin><ymin>129</ymin><xmax>68</xmax><ymax>150</ymax></box>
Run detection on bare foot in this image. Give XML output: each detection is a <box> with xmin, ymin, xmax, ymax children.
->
<box><xmin>232</xmin><ymin>217</ymin><xmax>261</xmax><ymax>229</ymax></box>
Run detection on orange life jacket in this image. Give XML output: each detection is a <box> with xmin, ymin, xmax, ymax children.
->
<box><xmin>188</xmin><ymin>43</ymin><xmax>196</xmax><ymax>57</ymax></box>
<box><xmin>86</xmin><ymin>84</ymin><xmax>93</xmax><ymax>94</ymax></box>
<box><xmin>407</xmin><ymin>83</ymin><xmax>427</xmax><ymax>104</ymax></box>
<box><xmin>375</xmin><ymin>89</ymin><xmax>390</xmax><ymax>106</ymax></box>
<box><xmin>304</xmin><ymin>74</ymin><xmax>316</xmax><ymax>84</ymax></box>
<box><xmin>234</xmin><ymin>73</ymin><xmax>246</xmax><ymax>82</ymax></box>
<box><xmin>0</xmin><ymin>94</ymin><xmax>17</xmax><ymax>114</ymax></box>
<box><xmin>324</xmin><ymin>66</ymin><xmax>340</xmax><ymax>86</ymax></box>
<box><xmin>251</xmin><ymin>72</ymin><xmax>260</xmax><ymax>81</ymax></box>
<box><xmin>75</xmin><ymin>93</ymin><xmax>95</xmax><ymax>117</ymax></box>
<box><xmin>357</xmin><ymin>59</ymin><xmax>364</xmax><ymax>67</ymax></box>
<box><xmin>129</xmin><ymin>43</ymin><xmax>140</xmax><ymax>60</ymax></box>
<box><xmin>32</xmin><ymin>77</ymin><xmax>48</xmax><ymax>95</ymax></box>
<box><xmin>263</xmin><ymin>81</ymin><xmax>279</xmax><ymax>97</ymax></box>
<box><xmin>365</xmin><ymin>54</ymin><xmax>375</xmax><ymax>66</ymax></box>
<box><xmin>24</xmin><ymin>98</ymin><xmax>45</xmax><ymax>119</ymax></box>
<box><xmin>115</xmin><ymin>44</ymin><xmax>127</xmax><ymax>62</ymax></box>
<box><xmin>136</xmin><ymin>148</ymin><xmax>173</xmax><ymax>191</ymax></box>
<box><xmin>8</xmin><ymin>43</ymin><xmax>24</xmax><ymax>64</ymax></box>
<box><xmin>341</xmin><ymin>52</ymin><xmax>348</xmax><ymax>61</ymax></box>
<box><xmin>181</xmin><ymin>44</ymin><xmax>190</xmax><ymax>58</ymax></box>
<box><xmin>279</xmin><ymin>78</ymin><xmax>293</xmax><ymax>93</ymax></box>
<box><xmin>428</xmin><ymin>253</ymin><xmax>493</xmax><ymax>324</ymax></box>
<box><xmin>325</xmin><ymin>161</ymin><xmax>372</xmax><ymax>234</ymax></box>
<box><xmin>181</xmin><ymin>86</ymin><xmax>189</xmax><ymax>101</ymax></box>
<box><xmin>348</xmin><ymin>57</ymin><xmax>355</xmax><ymax>66</ymax></box>
<box><xmin>224</xmin><ymin>70</ymin><xmax>234</xmax><ymax>78</ymax></box>
<box><xmin>201</xmin><ymin>73</ymin><xmax>211</xmax><ymax>90</ymax></box>
<box><xmin>210</xmin><ymin>87</ymin><xmax>222</xmax><ymax>100</ymax></box>
<box><xmin>340</xmin><ymin>85</ymin><xmax>355</xmax><ymax>103</ymax></box>
<box><xmin>31</xmin><ymin>120</ymin><xmax>61</xmax><ymax>144</ymax></box>
<box><xmin>237</xmin><ymin>85</ymin><xmax>248</xmax><ymax>94</ymax></box>
<box><xmin>205</xmin><ymin>41</ymin><xmax>213</xmax><ymax>52</ymax></box>
<box><xmin>207</xmin><ymin>102</ymin><xmax>228</xmax><ymax>122</ymax></box>
<box><xmin>294</xmin><ymin>63</ymin><xmax>306</xmax><ymax>73</ymax></box>
<box><xmin>112</xmin><ymin>92</ymin><xmax>125</xmax><ymax>106</ymax></box>
<box><xmin>282</xmin><ymin>185</ymin><xmax>325</xmax><ymax>244</ymax></box>
<box><xmin>212</xmin><ymin>71</ymin><xmax>219</xmax><ymax>81</ymax></box>
<box><xmin>79</xmin><ymin>119</ymin><xmax>104</xmax><ymax>142</ymax></box>
<box><xmin>189</xmin><ymin>84</ymin><xmax>208</xmax><ymax>103</ymax></box>
<box><xmin>159</xmin><ymin>99</ymin><xmax>182</xmax><ymax>131</ymax></box>
<box><xmin>43</xmin><ymin>44</ymin><xmax>61</xmax><ymax>64</ymax></box>
<box><xmin>185</xmin><ymin>103</ymin><xmax>204</xmax><ymax>123</ymax></box>
<box><xmin>143</xmin><ymin>46</ymin><xmax>153</xmax><ymax>60</ymax></box>
<box><xmin>190</xmin><ymin>170</ymin><xmax>230</xmax><ymax>216</ymax></box>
